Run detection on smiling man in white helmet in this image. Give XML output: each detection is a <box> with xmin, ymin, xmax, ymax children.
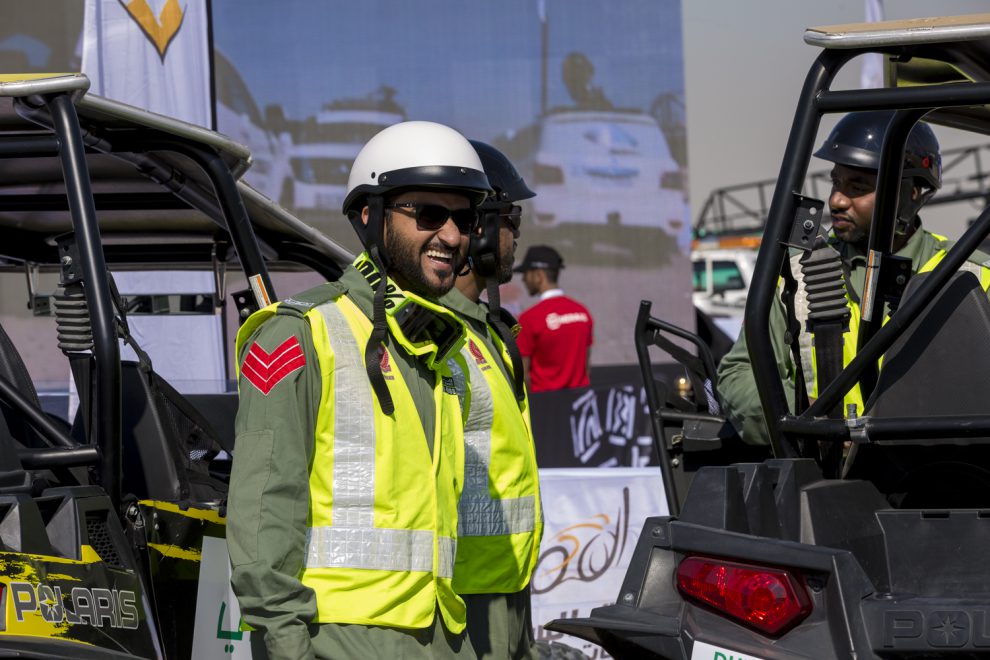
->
<box><xmin>227</xmin><ymin>121</ymin><xmax>491</xmax><ymax>659</ymax></box>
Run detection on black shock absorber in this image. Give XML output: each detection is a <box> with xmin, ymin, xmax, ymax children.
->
<box><xmin>53</xmin><ymin>281</ymin><xmax>94</xmax><ymax>355</ymax></box>
<box><xmin>800</xmin><ymin>243</ymin><xmax>851</xmax><ymax>477</ymax></box>
<box><xmin>53</xmin><ymin>238</ymin><xmax>96</xmax><ymax>437</ymax></box>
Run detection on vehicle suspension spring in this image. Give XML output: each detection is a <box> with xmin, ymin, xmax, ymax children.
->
<box><xmin>53</xmin><ymin>282</ymin><xmax>95</xmax><ymax>354</ymax></box>
<box><xmin>801</xmin><ymin>246</ymin><xmax>850</xmax><ymax>326</ymax></box>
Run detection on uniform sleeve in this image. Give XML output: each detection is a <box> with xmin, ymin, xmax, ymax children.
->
<box><xmin>227</xmin><ymin>314</ymin><xmax>322</xmax><ymax>660</ymax></box>
<box><xmin>516</xmin><ymin>310</ymin><xmax>537</xmax><ymax>357</ymax></box>
<box><xmin>716</xmin><ymin>295</ymin><xmax>796</xmax><ymax>446</ymax></box>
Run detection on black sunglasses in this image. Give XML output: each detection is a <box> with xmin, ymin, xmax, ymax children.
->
<box><xmin>386</xmin><ymin>202</ymin><xmax>478</xmax><ymax>234</ymax></box>
<box><xmin>498</xmin><ymin>205</ymin><xmax>523</xmax><ymax>231</ymax></box>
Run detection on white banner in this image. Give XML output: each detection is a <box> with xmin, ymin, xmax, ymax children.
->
<box><xmin>532</xmin><ymin>468</ymin><xmax>669</xmax><ymax>657</ymax></box>
<box><xmin>192</xmin><ymin>536</ymin><xmax>254</xmax><ymax>659</ymax></box>
<box><xmin>81</xmin><ymin>0</ymin><xmax>212</xmax><ymax>127</ymax></box>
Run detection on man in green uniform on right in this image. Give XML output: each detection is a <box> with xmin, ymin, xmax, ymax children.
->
<box><xmin>718</xmin><ymin>110</ymin><xmax>990</xmax><ymax>445</ymax></box>
<box><xmin>442</xmin><ymin>141</ymin><xmax>543</xmax><ymax>659</ymax></box>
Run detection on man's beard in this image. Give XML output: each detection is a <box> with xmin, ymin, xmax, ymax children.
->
<box><xmin>385</xmin><ymin>216</ymin><xmax>463</xmax><ymax>297</ymax></box>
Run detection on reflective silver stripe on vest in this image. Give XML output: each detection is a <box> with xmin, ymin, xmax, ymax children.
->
<box><xmin>438</xmin><ymin>536</ymin><xmax>456</xmax><ymax>579</ymax></box>
<box><xmin>305</xmin><ymin>300</ymin><xmax>452</xmax><ymax>576</ymax></box>
<box><xmin>458</xmin><ymin>349</ymin><xmax>536</xmax><ymax>537</ymax></box>
<box><xmin>307</xmin><ymin>527</ymin><xmax>435</xmax><ymax>572</ymax></box>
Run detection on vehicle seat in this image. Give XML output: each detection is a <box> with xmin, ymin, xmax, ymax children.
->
<box><xmin>0</xmin><ymin>322</ymin><xmax>48</xmax><ymax>448</ymax></box>
<box><xmin>118</xmin><ymin>360</ymin><xmax>228</xmax><ymax>504</ymax></box>
<box><xmin>846</xmin><ymin>270</ymin><xmax>990</xmax><ymax>507</ymax></box>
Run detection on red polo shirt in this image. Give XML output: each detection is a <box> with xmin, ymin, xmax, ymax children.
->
<box><xmin>517</xmin><ymin>290</ymin><xmax>593</xmax><ymax>392</ymax></box>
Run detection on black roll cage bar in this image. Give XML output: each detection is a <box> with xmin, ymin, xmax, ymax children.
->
<box><xmin>747</xmin><ymin>45</ymin><xmax>990</xmax><ymax>458</ymax></box>
<box><xmin>0</xmin><ymin>86</ymin><xmax>279</xmax><ymax>512</ymax></box>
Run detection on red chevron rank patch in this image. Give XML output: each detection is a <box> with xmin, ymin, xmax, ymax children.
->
<box><xmin>242</xmin><ymin>336</ymin><xmax>306</xmax><ymax>395</ymax></box>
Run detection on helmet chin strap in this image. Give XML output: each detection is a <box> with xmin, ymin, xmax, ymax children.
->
<box><xmin>895</xmin><ymin>179</ymin><xmax>933</xmax><ymax>236</ymax></box>
<box><xmin>362</xmin><ymin>195</ymin><xmax>395</xmax><ymax>415</ymax></box>
<box><xmin>485</xmin><ymin>270</ymin><xmax>526</xmax><ymax>402</ymax></box>
<box><xmin>468</xmin><ymin>210</ymin><xmax>525</xmax><ymax>399</ymax></box>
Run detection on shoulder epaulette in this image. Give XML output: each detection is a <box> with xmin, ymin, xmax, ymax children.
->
<box><xmin>276</xmin><ymin>282</ymin><xmax>346</xmax><ymax>317</ymax></box>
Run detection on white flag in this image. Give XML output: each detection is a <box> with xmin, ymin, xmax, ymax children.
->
<box><xmin>861</xmin><ymin>0</ymin><xmax>885</xmax><ymax>89</ymax></box>
<box><xmin>81</xmin><ymin>0</ymin><xmax>212</xmax><ymax>128</ymax></box>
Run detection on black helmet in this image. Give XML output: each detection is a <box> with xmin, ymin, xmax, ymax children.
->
<box><xmin>467</xmin><ymin>140</ymin><xmax>534</xmax><ymax>278</ymax></box>
<box><xmin>814</xmin><ymin>110</ymin><xmax>941</xmax><ymax>191</ymax></box>
<box><xmin>466</xmin><ymin>140</ymin><xmax>531</xmax><ymax>403</ymax></box>
<box><xmin>470</xmin><ymin>140</ymin><xmax>535</xmax><ymax>209</ymax></box>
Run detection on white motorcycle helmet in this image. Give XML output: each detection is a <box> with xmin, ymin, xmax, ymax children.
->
<box><xmin>343</xmin><ymin>120</ymin><xmax>492</xmax><ymax>225</ymax></box>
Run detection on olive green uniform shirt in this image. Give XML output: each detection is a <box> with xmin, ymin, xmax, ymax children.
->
<box><xmin>717</xmin><ymin>225</ymin><xmax>987</xmax><ymax>446</ymax></box>
<box><xmin>440</xmin><ymin>289</ymin><xmax>538</xmax><ymax>660</ymax></box>
<box><xmin>227</xmin><ymin>266</ymin><xmax>475</xmax><ymax>660</ymax></box>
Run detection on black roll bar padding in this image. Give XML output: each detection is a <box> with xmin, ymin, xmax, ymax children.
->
<box><xmin>804</xmin><ymin>196</ymin><xmax>990</xmax><ymax>421</ymax></box>
<box><xmin>855</xmin><ymin>108</ymin><xmax>931</xmax><ymax>401</ymax></box>
<box><xmin>0</xmin><ymin>134</ymin><xmax>62</xmax><ymax>157</ymax></box>
<box><xmin>95</xmin><ymin>130</ymin><xmax>277</xmax><ymax>307</ymax></box>
<box><xmin>863</xmin><ymin>416</ymin><xmax>990</xmax><ymax>441</ymax></box>
<box><xmin>0</xmin><ymin>373</ymin><xmax>76</xmax><ymax>449</ymax></box>
<box><xmin>780</xmin><ymin>414</ymin><xmax>990</xmax><ymax>443</ymax></box>
<box><xmin>816</xmin><ymin>81</ymin><xmax>990</xmax><ymax>113</ymax></box>
<box><xmin>18</xmin><ymin>445</ymin><xmax>100</xmax><ymax>470</ymax></box>
<box><xmin>41</xmin><ymin>94</ymin><xmax>122</xmax><ymax>512</ymax></box>
<box><xmin>746</xmin><ymin>48</ymin><xmax>854</xmax><ymax>459</ymax></box>
<box><xmin>634</xmin><ymin>300</ymin><xmax>681</xmax><ymax>516</ymax></box>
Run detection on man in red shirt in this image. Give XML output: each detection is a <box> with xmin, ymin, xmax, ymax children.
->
<box><xmin>514</xmin><ymin>245</ymin><xmax>594</xmax><ymax>392</ymax></box>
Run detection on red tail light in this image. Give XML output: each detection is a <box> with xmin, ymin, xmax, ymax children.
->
<box><xmin>676</xmin><ymin>556</ymin><xmax>812</xmax><ymax>636</ymax></box>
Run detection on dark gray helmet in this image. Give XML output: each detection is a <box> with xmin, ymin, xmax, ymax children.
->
<box><xmin>814</xmin><ymin>110</ymin><xmax>941</xmax><ymax>191</ymax></box>
<box><xmin>469</xmin><ymin>140</ymin><xmax>535</xmax><ymax>209</ymax></box>
<box><xmin>466</xmin><ymin>139</ymin><xmax>530</xmax><ymax>403</ymax></box>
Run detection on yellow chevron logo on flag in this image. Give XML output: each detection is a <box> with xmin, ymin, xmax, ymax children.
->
<box><xmin>120</xmin><ymin>0</ymin><xmax>185</xmax><ymax>60</ymax></box>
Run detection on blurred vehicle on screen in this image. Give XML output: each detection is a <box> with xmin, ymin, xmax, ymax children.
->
<box><xmin>530</xmin><ymin>110</ymin><xmax>690</xmax><ymax>260</ymax></box>
<box><xmin>691</xmin><ymin>244</ymin><xmax>758</xmax><ymax>340</ymax></box>
<box><xmin>285</xmin><ymin>92</ymin><xmax>404</xmax><ymax>214</ymax></box>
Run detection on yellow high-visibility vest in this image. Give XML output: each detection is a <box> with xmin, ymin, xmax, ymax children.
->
<box><xmin>236</xmin><ymin>292</ymin><xmax>468</xmax><ymax>632</ymax></box>
<box><xmin>451</xmin><ymin>328</ymin><xmax>543</xmax><ymax>595</ymax></box>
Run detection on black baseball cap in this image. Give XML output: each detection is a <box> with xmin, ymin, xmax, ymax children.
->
<box><xmin>513</xmin><ymin>245</ymin><xmax>564</xmax><ymax>272</ymax></box>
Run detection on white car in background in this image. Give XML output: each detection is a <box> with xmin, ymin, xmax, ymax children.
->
<box><xmin>286</xmin><ymin>107</ymin><xmax>404</xmax><ymax>214</ymax></box>
<box><xmin>691</xmin><ymin>246</ymin><xmax>758</xmax><ymax>340</ymax></box>
<box><xmin>530</xmin><ymin>110</ymin><xmax>691</xmax><ymax>259</ymax></box>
